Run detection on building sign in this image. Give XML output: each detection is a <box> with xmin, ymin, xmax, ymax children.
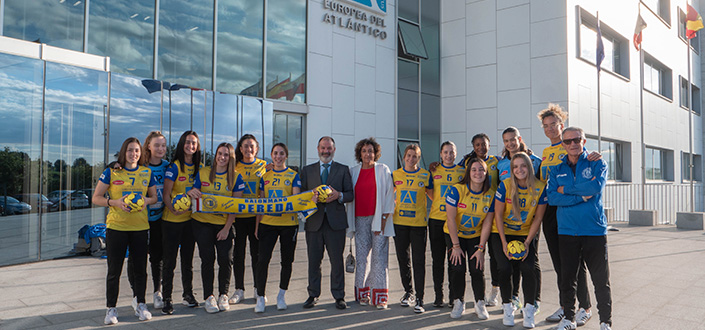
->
<box><xmin>322</xmin><ymin>0</ymin><xmax>388</xmax><ymax>39</ymax></box>
<box><xmin>342</xmin><ymin>0</ymin><xmax>386</xmax><ymax>15</ymax></box>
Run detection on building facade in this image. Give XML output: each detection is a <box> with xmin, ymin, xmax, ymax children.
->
<box><xmin>0</xmin><ymin>0</ymin><xmax>701</xmax><ymax>266</ymax></box>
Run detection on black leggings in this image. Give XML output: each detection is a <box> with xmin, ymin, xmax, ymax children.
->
<box><xmin>255</xmin><ymin>224</ymin><xmax>298</xmax><ymax>296</ymax></box>
<box><xmin>193</xmin><ymin>220</ymin><xmax>234</xmax><ymax>299</ymax></box>
<box><xmin>393</xmin><ymin>224</ymin><xmax>427</xmax><ymax>300</ymax></box>
<box><xmin>161</xmin><ymin>219</ymin><xmax>196</xmax><ymax>300</ymax></box>
<box><xmin>489</xmin><ymin>233</ymin><xmax>521</xmax><ymax>296</ymax></box>
<box><xmin>428</xmin><ymin>218</ymin><xmax>448</xmax><ymax>300</ymax></box>
<box><xmin>127</xmin><ymin>219</ymin><xmax>163</xmax><ymax>293</ymax></box>
<box><xmin>233</xmin><ymin>216</ymin><xmax>259</xmax><ymax>290</ymax></box>
<box><xmin>490</xmin><ymin>234</ymin><xmax>538</xmax><ymax>305</ymax></box>
<box><xmin>445</xmin><ymin>234</ymin><xmax>485</xmax><ymax>302</ymax></box>
<box><xmin>106</xmin><ymin>228</ymin><xmax>148</xmax><ymax>307</ymax></box>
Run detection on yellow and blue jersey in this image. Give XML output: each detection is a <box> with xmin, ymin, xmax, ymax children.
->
<box><xmin>497</xmin><ymin>154</ymin><xmax>542</xmax><ymax>182</ymax></box>
<box><xmin>392</xmin><ymin>167</ymin><xmax>433</xmax><ymax>227</ymax></box>
<box><xmin>235</xmin><ymin>158</ymin><xmax>267</xmax><ymax>218</ymax></box>
<box><xmin>163</xmin><ymin>160</ymin><xmax>197</xmax><ymax>223</ymax></box>
<box><xmin>539</xmin><ymin>142</ymin><xmax>568</xmax><ymax>183</ymax></box>
<box><xmin>147</xmin><ymin>159</ymin><xmax>169</xmax><ymax>222</ymax></box>
<box><xmin>192</xmin><ymin>167</ymin><xmax>246</xmax><ymax>225</ymax></box>
<box><xmin>259</xmin><ymin>167</ymin><xmax>302</xmax><ymax>226</ymax></box>
<box><xmin>444</xmin><ymin>183</ymin><xmax>495</xmax><ymax>239</ymax></box>
<box><xmin>494</xmin><ymin>178</ymin><xmax>547</xmax><ymax>236</ymax></box>
<box><xmin>429</xmin><ymin>164</ymin><xmax>465</xmax><ymax>221</ymax></box>
<box><xmin>99</xmin><ymin>166</ymin><xmax>156</xmax><ymax>231</ymax></box>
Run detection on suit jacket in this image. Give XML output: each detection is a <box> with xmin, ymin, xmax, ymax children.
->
<box><xmin>300</xmin><ymin>160</ymin><xmax>354</xmax><ymax>232</ymax></box>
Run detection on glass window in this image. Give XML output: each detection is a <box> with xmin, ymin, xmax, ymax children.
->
<box><xmin>579</xmin><ymin>21</ymin><xmax>630</xmax><ymax>78</ymax></box>
<box><xmin>3</xmin><ymin>0</ymin><xmax>84</xmax><ymax>51</ymax></box>
<box><xmin>398</xmin><ymin>20</ymin><xmax>429</xmax><ymax>60</ymax></box>
<box><xmin>643</xmin><ymin>0</ymin><xmax>670</xmax><ymax>23</ymax></box>
<box><xmin>212</xmin><ymin>93</ymin><xmax>240</xmax><ymax>147</ymax></box>
<box><xmin>643</xmin><ymin>56</ymin><xmax>672</xmax><ymax>99</ymax></box>
<box><xmin>0</xmin><ymin>53</ymin><xmax>44</xmax><ymax>265</ymax></box>
<box><xmin>265</xmin><ymin>0</ymin><xmax>306</xmax><ymax>103</ymax></box>
<box><xmin>88</xmin><ymin>0</ymin><xmax>155</xmax><ymax>78</ymax></box>
<box><xmin>158</xmin><ymin>0</ymin><xmax>214</xmax><ymax>89</ymax></box>
<box><xmin>165</xmin><ymin>88</ymin><xmax>195</xmax><ymax>150</ymax></box>
<box><xmin>585</xmin><ymin>138</ymin><xmax>623</xmax><ymax>181</ymax></box>
<box><xmin>679</xmin><ymin>8</ymin><xmax>700</xmax><ymax>50</ymax></box>
<box><xmin>273</xmin><ymin>113</ymin><xmax>303</xmax><ymax>171</ymax></box>
<box><xmin>679</xmin><ymin>76</ymin><xmax>702</xmax><ymax>114</ymax></box>
<box><xmin>645</xmin><ymin>147</ymin><xmax>666</xmax><ymax>180</ymax></box>
<box><xmin>398</xmin><ymin>59</ymin><xmax>419</xmax><ymax>140</ymax></box>
<box><xmin>216</xmin><ymin>0</ymin><xmax>264</xmax><ymax>97</ymax></box>
<box><xmin>42</xmin><ymin>62</ymin><xmax>109</xmax><ymax>260</ymax></box>
<box><xmin>682</xmin><ymin>152</ymin><xmax>702</xmax><ymax>181</ymax></box>
<box><xmin>399</xmin><ymin>0</ymin><xmax>419</xmax><ymax>23</ymax></box>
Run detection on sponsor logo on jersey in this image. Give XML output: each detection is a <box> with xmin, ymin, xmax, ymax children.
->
<box><xmin>582</xmin><ymin>167</ymin><xmax>592</xmax><ymax>179</ymax></box>
<box><xmin>483</xmin><ymin>206</ymin><xmax>489</xmax><ymax>213</ymax></box>
<box><xmin>421</xmin><ymin>172</ymin><xmax>428</xmax><ymax>176</ymax></box>
<box><xmin>178</xmin><ymin>176</ymin><xmax>187</xmax><ymax>181</ymax></box>
<box><xmin>500</xmin><ymin>170</ymin><xmax>508</xmax><ymax>176</ymax></box>
<box><xmin>202</xmin><ymin>182</ymin><xmax>210</xmax><ymax>186</ymax></box>
<box><xmin>559</xmin><ymin>154</ymin><xmax>566</xmax><ymax>159</ymax></box>
<box><xmin>491</xmin><ymin>165</ymin><xmax>497</xmax><ymax>170</ymax></box>
<box><xmin>446</xmin><ymin>196</ymin><xmax>456</xmax><ymax>204</ymax></box>
<box><xmin>395</xmin><ymin>181</ymin><xmax>403</xmax><ymax>185</ymax></box>
<box><xmin>531</xmin><ymin>200</ymin><xmax>537</xmax><ymax>206</ymax></box>
<box><xmin>264</xmin><ymin>180</ymin><xmax>270</xmax><ymax>185</ymax></box>
<box><xmin>284</xmin><ymin>180</ymin><xmax>291</xmax><ymax>186</ymax></box>
<box><xmin>142</xmin><ymin>180</ymin><xmax>148</xmax><ymax>186</ymax></box>
<box><xmin>434</xmin><ymin>175</ymin><xmax>442</xmax><ymax>179</ymax></box>
<box><xmin>418</xmin><ymin>182</ymin><xmax>424</xmax><ymax>187</ymax></box>
<box><xmin>114</xmin><ymin>180</ymin><xmax>124</xmax><ymax>185</ymax></box>
<box><xmin>458</xmin><ymin>202</ymin><xmax>467</xmax><ymax>209</ymax></box>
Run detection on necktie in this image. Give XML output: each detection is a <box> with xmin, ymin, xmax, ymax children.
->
<box><xmin>321</xmin><ymin>163</ymin><xmax>330</xmax><ymax>184</ymax></box>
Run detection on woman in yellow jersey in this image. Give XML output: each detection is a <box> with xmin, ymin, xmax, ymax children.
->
<box><xmin>493</xmin><ymin>152</ymin><xmax>547</xmax><ymax>328</ymax></box>
<box><xmin>253</xmin><ymin>143</ymin><xmax>301</xmax><ymax>313</ymax></box>
<box><xmin>189</xmin><ymin>142</ymin><xmax>245</xmax><ymax>314</ymax></box>
<box><xmin>445</xmin><ymin>157</ymin><xmax>494</xmax><ymax>320</ymax></box>
<box><xmin>392</xmin><ymin>144</ymin><xmax>433</xmax><ymax>313</ymax></box>
<box><xmin>93</xmin><ymin>137</ymin><xmax>157</xmax><ymax>325</ymax></box>
<box><xmin>537</xmin><ymin>104</ymin><xmax>596</xmax><ymax>324</ymax></box>
<box><xmin>161</xmin><ymin>130</ymin><xmax>201</xmax><ymax>314</ymax></box>
<box><xmin>231</xmin><ymin>134</ymin><xmax>267</xmax><ymax>304</ymax></box>
<box><xmin>427</xmin><ymin>141</ymin><xmax>464</xmax><ymax>307</ymax></box>
<box><xmin>346</xmin><ymin>137</ymin><xmax>395</xmax><ymax>309</ymax></box>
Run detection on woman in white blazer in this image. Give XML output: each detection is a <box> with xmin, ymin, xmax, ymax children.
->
<box><xmin>346</xmin><ymin>137</ymin><xmax>395</xmax><ymax>309</ymax></box>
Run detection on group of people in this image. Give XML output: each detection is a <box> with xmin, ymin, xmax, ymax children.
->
<box><xmin>96</xmin><ymin>104</ymin><xmax>613</xmax><ymax>330</ymax></box>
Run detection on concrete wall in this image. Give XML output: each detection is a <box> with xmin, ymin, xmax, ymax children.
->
<box><xmin>306</xmin><ymin>0</ymin><xmax>398</xmax><ymax>168</ymax></box>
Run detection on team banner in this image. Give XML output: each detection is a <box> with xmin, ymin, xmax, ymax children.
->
<box><xmin>193</xmin><ymin>185</ymin><xmax>332</xmax><ymax>220</ymax></box>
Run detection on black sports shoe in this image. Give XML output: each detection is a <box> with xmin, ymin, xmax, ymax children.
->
<box><xmin>433</xmin><ymin>296</ymin><xmax>444</xmax><ymax>307</ymax></box>
<box><xmin>183</xmin><ymin>293</ymin><xmax>198</xmax><ymax>307</ymax></box>
<box><xmin>162</xmin><ymin>299</ymin><xmax>174</xmax><ymax>315</ymax></box>
<box><xmin>414</xmin><ymin>299</ymin><xmax>425</xmax><ymax>313</ymax></box>
<box><xmin>400</xmin><ymin>292</ymin><xmax>415</xmax><ymax>307</ymax></box>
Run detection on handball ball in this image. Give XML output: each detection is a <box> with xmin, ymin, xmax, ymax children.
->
<box><xmin>172</xmin><ymin>193</ymin><xmax>192</xmax><ymax>212</ymax></box>
<box><xmin>123</xmin><ymin>193</ymin><xmax>144</xmax><ymax>213</ymax></box>
<box><xmin>507</xmin><ymin>240</ymin><xmax>527</xmax><ymax>260</ymax></box>
<box><xmin>315</xmin><ymin>185</ymin><xmax>333</xmax><ymax>203</ymax></box>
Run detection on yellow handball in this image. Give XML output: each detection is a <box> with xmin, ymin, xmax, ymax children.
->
<box><xmin>315</xmin><ymin>185</ymin><xmax>333</xmax><ymax>203</ymax></box>
<box><xmin>172</xmin><ymin>193</ymin><xmax>192</xmax><ymax>212</ymax></box>
<box><xmin>507</xmin><ymin>240</ymin><xmax>527</xmax><ymax>260</ymax></box>
<box><xmin>123</xmin><ymin>193</ymin><xmax>144</xmax><ymax>213</ymax></box>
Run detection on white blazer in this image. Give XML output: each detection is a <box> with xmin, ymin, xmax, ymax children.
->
<box><xmin>346</xmin><ymin>162</ymin><xmax>396</xmax><ymax>237</ymax></box>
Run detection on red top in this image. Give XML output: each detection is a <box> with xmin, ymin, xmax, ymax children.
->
<box><xmin>354</xmin><ymin>167</ymin><xmax>376</xmax><ymax>217</ymax></box>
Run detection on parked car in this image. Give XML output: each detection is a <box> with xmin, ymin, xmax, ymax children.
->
<box><xmin>0</xmin><ymin>196</ymin><xmax>32</xmax><ymax>215</ymax></box>
<box><xmin>47</xmin><ymin>190</ymin><xmax>90</xmax><ymax>211</ymax></box>
<box><xmin>14</xmin><ymin>193</ymin><xmax>57</xmax><ymax>213</ymax></box>
<box><xmin>76</xmin><ymin>189</ymin><xmax>96</xmax><ymax>206</ymax></box>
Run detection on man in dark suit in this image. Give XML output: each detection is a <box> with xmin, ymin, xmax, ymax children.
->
<box><xmin>300</xmin><ymin>136</ymin><xmax>354</xmax><ymax>310</ymax></box>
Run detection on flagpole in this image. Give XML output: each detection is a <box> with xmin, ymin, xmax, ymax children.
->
<box><xmin>688</xmin><ymin>34</ymin><xmax>694</xmax><ymax>212</ymax></box>
<box><xmin>597</xmin><ymin>12</ymin><xmax>602</xmax><ymax>152</ymax></box>
<box><xmin>639</xmin><ymin>6</ymin><xmax>646</xmax><ymax>210</ymax></box>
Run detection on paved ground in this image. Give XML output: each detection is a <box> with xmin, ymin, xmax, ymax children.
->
<box><xmin>1</xmin><ymin>222</ymin><xmax>705</xmax><ymax>330</ymax></box>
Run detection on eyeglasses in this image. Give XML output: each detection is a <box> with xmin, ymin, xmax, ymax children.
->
<box><xmin>562</xmin><ymin>137</ymin><xmax>583</xmax><ymax>145</ymax></box>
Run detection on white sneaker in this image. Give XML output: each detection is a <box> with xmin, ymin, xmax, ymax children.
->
<box><xmin>475</xmin><ymin>300</ymin><xmax>489</xmax><ymax>320</ymax></box>
<box><xmin>599</xmin><ymin>322</ymin><xmax>611</xmax><ymax>330</ymax></box>
<box><xmin>131</xmin><ymin>296</ymin><xmax>138</xmax><ymax>312</ymax></box>
<box><xmin>546</xmin><ymin>307</ymin><xmax>564</xmax><ymax>323</ymax></box>
<box><xmin>153</xmin><ymin>291</ymin><xmax>164</xmax><ymax>309</ymax></box>
<box><xmin>450</xmin><ymin>299</ymin><xmax>465</xmax><ymax>319</ymax></box>
<box><xmin>487</xmin><ymin>286</ymin><xmax>500</xmax><ymax>306</ymax></box>
<box><xmin>277</xmin><ymin>289</ymin><xmax>287</xmax><ymax>310</ymax></box>
<box><xmin>229</xmin><ymin>289</ymin><xmax>245</xmax><ymax>304</ymax></box>
<box><xmin>255</xmin><ymin>295</ymin><xmax>266</xmax><ymax>313</ymax></box>
<box><xmin>218</xmin><ymin>294</ymin><xmax>230</xmax><ymax>311</ymax></box>
<box><xmin>253</xmin><ymin>287</ymin><xmax>268</xmax><ymax>302</ymax></box>
<box><xmin>576</xmin><ymin>308</ymin><xmax>592</xmax><ymax>326</ymax></box>
<box><xmin>135</xmin><ymin>302</ymin><xmax>152</xmax><ymax>321</ymax></box>
<box><xmin>205</xmin><ymin>295</ymin><xmax>219</xmax><ymax>314</ymax></box>
<box><xmin>503</xmin><ymin>302</ymin><xmax>516</xmax><ymax>326</ymax></box>
<box><xmin>523</xmin><ymin>303</ymin><xmax>536</xmax><ymax>328</ymax></box>
<box><xmin>104</xmin><ymin>307</ymin><xmax>118</xmax><ymax>325</ymax></box>
<box><xmin>556</xmin><ymin>318</ymin><xmax>577</xmax><ymax>330</ymax></box>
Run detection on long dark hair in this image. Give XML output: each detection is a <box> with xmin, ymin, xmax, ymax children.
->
<box><xmin>458</xmin><ymin>157</ymin><xmax>490</xmax><ymax>195</ymax></box>
<box><xmin>172</xmin><ymin>130</ymin><xmax>201</xmax><ymax>177</ymax></box>
<box><xmin>235</xmin><ymin>134</ymin><xmax>259</xmax><ymax>164</ymax></box>
<box><xmin>117</xmin><ymin>137</ymin><xmax>142</xmax><ymax>168</ymax></box>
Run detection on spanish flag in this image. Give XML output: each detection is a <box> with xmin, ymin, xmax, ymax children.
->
<box><xmin>687</xmin><ymin>4</ymin><xmax>704</xmax><ymax>39</ymax></box>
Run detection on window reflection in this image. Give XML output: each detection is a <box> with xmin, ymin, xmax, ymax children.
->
<box><xmin>3</xmin><ymin>0</ymin><xmax>84</xmax><ymax>51</ymax></box>
<box><xmin>158</xmin><ymin>0</ymin><xmax>214</xmax><ymax>89</ymax></box>
<box><xmin>273</xmin><ymin>113</ymin><xmax>302</xmax><ymax>170</ymax></box>
<box><xmin>266</xmin><ymin>0</ymin><xmax>306</xmax><ymax>103</ymax></box>
<box><xmin>88</xmin><ymin>0</ymin><xmax>155</xmax><ymax>78</ymax></box>
<box><xmin>217</xmin><ymin>0</ymin><xmax>263</xmax><ymax>97</ymax></box>
<box><xmin>213</xmin><ymin>93</ymin><xmax>240</xmax><ymax>147</ymax></box>
<box><xmin>0</xmin><ymin>53</ymin><xmax>43</xmax><ymax>265</ymax></box>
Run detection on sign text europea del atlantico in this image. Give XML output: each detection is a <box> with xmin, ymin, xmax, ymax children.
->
<box><xmin>322</xmin><ymin>0</ymin><xmax>388</xmax><ymax>40</ymax></box>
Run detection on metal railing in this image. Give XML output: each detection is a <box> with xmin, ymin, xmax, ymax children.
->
<box><xmin>603</xmin><ymin>182</ymin><xmax>704</xmax><ymax>224</ymax></box>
